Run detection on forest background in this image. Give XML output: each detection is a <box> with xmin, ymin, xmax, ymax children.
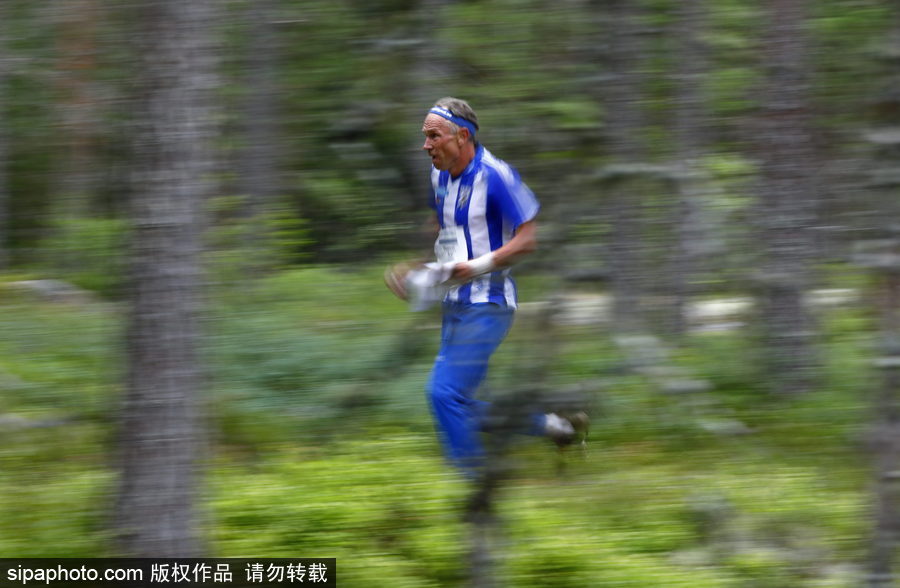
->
<box><xmin>2</xmin><ymin>0</ymin><xmax>900</xmax><ymax>586</ymax></box>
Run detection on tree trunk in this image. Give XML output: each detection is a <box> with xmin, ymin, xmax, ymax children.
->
<box><xmin>0</xmin><ymin>1</ymin><xmax>9</xmax><ymax>270</ymax></box>
<box><xmin>591</xmin><ymin>0</ymin><xmax>649</xmax><ymax>333</ymax></box>
<box><xmin>114</xmin><ymin>0</ymin><xmax>219</xmax><ymax>557</ymax></box>
<box><xmin>865</xmin><ymin>14</ymin><xmax>900</xmax><ymax>586</ymax></box>
<box><xmin>753</xmin><ymin>0</ymin><xmax>819</xmax><ymax>394</ymax></box>
<box><xmin>864</xmin><ymin>246</ymin><xmax>900</xmax><ymax>587</ymax></box>
<box><xmin>399</xmin><ymin>0</ymin><xmax>458</xmax><ymax>218</ymax></box>
<box><xmin>865</xmin><ymin>16</ymin><xmax>900</xmax><ymax>231</ymax></box>
<box><xmin>235</xmin><ymin>0</ymin><xmax>283</xmax><ymax>272</ymax></box>
<box><xmin>53</xmin><ymin>0</ymin><xmax>101</xmax><ymax>219</ymax></box>
<box><xmin>668</xmin><ymin>0</ymin><xmax>710</xmax><ymax>337</ymax></box>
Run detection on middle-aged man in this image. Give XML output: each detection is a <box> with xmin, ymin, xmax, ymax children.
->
<box><xmin>400</xmin><ymin>97</ymin><xmax>585</xmax><ymax>473</ymax></box>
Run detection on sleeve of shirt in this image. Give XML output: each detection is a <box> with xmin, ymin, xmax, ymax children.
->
<box><xmin>428</xmin><ymin>183</ymin><xmax>437</xmax><ymax>211</ymax></box>
<box><xmin>427</xmin><ymin>167</ymin><xmax>440</xmax><ymax>211</ymax></box>
<box><xmin>489</xmin><ymin>163</ymin><xmax>540</xmax><ymax>230</ymax></box>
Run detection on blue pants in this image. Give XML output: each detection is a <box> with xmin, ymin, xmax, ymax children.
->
<box><xmin>427</xmin><ymin>303</ymin><xmax>544</xmax><ymax>470</ymax></box>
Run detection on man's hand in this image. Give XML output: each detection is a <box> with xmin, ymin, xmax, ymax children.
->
<box><xmin>452</xmin><ymin>252</ymin><xmax>495</xmax><ymax>281</ymax></box>
<box><xmin>451</xmin><ymin>262</ymin><xmax>475</xmax><ymax>282</ymax></box>
<box><xmin>384</xmin><ymin>262</ymin><xmax>412</xmax><ymax>300</ymax></box>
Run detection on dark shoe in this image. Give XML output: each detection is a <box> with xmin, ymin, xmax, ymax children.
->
<box><xmin>566</xmin><ymin>411</ymin><xmax>590</xmax><ymax>452</ymax></box>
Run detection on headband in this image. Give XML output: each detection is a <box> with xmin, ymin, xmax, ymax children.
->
<box><xmin>428</xmin><ymin>106</ymin><xmax>478</xmax><ymax>137</ymax></box>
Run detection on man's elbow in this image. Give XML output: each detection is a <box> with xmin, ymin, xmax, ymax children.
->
<box><xmin>520</xmin><ymin>222</ymin><xmax>538</xmax><ymax>255</ymax></box>
<box><xmin>521</xmin><ymin>233</ymin><xmax>537</xmax><ymax>255</ymax></box>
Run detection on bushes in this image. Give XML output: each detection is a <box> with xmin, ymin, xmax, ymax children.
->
<box><xmin>0</xmin><ymin>268</ymin><xmax>878</xmax><ymax>585</ymax></box>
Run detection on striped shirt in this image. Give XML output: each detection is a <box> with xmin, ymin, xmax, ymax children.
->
<box><xmin>429</xmin><ymin>144</ymin><xmax>540</xmax><ymax>308</ymax></box>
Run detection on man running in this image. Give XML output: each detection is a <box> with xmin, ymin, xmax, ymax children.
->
<box><xmin>389</xmin><ymin>97</ymin><xmax>584</xmax><ymax>473</ymax></box>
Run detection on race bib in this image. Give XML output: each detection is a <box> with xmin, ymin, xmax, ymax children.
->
<box><xmin>435</xmin><ymin>227</ymin><xmax>468</xmax><ymax>264</ymax></box>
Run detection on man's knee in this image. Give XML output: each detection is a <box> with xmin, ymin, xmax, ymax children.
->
<box><xmin>428</xmin><ymin>380</ymin><xmax>458</xmax><ymax>408</ymax></box>
<box><xmin>429</xmin><ymin>364</ymin><xmax>486</xmax><ymax>406</ymax></box>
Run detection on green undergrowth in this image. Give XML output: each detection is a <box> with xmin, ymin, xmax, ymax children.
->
<box><xmin>0</xmin><ymin>267</ymin><xmax>881</xmax><ymax>586</ymax></box>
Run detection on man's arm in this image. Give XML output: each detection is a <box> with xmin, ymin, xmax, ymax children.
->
<box><xmin>452</xmin><ymin>219</ymin><xmax>537</xmax><ymax>281</ymax></box>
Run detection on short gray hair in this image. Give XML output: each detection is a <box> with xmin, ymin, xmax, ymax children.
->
<box><xmin>433</xmin><ymin>97</ymin><xmax>479</xmax><ymax>142</ymax></box>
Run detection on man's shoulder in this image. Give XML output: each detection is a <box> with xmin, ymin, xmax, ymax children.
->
<box><xmin>476</xmin><ymin>148</ymin><xmax>520</xmax><ymax>188</ymax></box>
<box><xmin>477</xmin><ymin>147</ymin><xmax>511</xmax><ymax>172</ymax></box>
<box><xmin>475</xmin><ymin>146</ymin><xmax>539</xmax><ymax>217</ymax></box>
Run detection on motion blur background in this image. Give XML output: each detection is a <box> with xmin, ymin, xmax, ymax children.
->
<box><xmin>2</xmin><ymin>0</ymin><xmax>900</xmax><ymax>585</ymax></box>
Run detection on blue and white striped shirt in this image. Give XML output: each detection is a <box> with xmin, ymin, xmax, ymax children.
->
<box><xmin>429</xmin><ymin>145</ymin><xmax>540</xmax><ymax>308</ymax></box>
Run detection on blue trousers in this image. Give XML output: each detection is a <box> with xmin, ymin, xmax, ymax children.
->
<box><xmin>427</xmin><ymin>303</ymin><xmax>544</xmax><ymax>470</ymax></box>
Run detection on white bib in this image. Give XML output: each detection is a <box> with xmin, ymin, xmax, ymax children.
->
<box><xmin>435</xmin><ymin>227</ymin><xmax>468</xmax><ymax>264</ymax></box>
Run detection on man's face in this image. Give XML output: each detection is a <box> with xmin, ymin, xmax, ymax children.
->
<box><xmin>422</xmin><ymin>114</ymin><xmax>464</xmax><ymax>171</ymax></box>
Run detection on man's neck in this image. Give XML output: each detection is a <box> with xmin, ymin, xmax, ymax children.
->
<box><xmin>449</xmin><ymin>144</ymin><xmax>477</xmax><ymax>178</ymax></box>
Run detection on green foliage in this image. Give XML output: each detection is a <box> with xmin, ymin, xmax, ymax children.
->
<box><xmin>211</xmin><ymin>438</ymin><xmax>468</xmax><ymax>586</ymax></box>
<box><xmin>3</xmin><ymin>0</ymin><xmax>895</xmax><ymax>269</ymax></box>
<box><xmin>206</xmin><ymin>194</ymin><xmax>314</xmax><ymax>275</ymax></box>
<box><xmin>1</xmin><ymin>0</ymin><xmax>897</xmax><ymax>581</ymax></box>
<box><xmin>298</xmin><ymin>172</ymin><xmax>415</xmax><ymax>261</ymax></box>
<box><xmin>0</xmin><ymin>292</ymin><xmax>118</xmax><ymax>556</ymax></box>
<box><xmin>37</xmin><ymin>218</ymin><xmax>129</xmax><ymax>297</ymax></box>
<box><xmin>0</xmin><ymin>267</ymin><xmax>881</xmax><ymax>585</ymax></box>
<box><xmin>205</xmin><ymin>266</ymin><xmax>438</xmax><ymax>447</ymax></box>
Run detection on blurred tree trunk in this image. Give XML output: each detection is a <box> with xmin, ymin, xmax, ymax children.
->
<box><xmin>864</xmin><ymin>21</ymin><xmax>900</xmax><ymax>229</ymax></box>
<box><xmin>0</xmin><ymin>1</ymin><xmax>9</xmax><ymax>270</ymax></box>
<box><xmin>667</xmin><ymin>0</ymin><xmax>710</xmax><ymax>337</ymax></box>
<box><xmin>400</xmin><ymin>0</ymin><xmax>457</xmax><ymax>216</ymax></box>
<box><xmin>235</xmin><ymin>0</ymin><xmax>283</xmax><ymax>271</ymax></box>
<box><xmin>865</xmin><ymin>16</ymin><xmax>900</xmax><ymax>587</ymax></box>
<box><xmin>752</xmin><ymin>0</ymin><xmax>819</xmax><ymax>394</ymax></box>
<box><xmin>590</xmin><ymin>0</ymin><xmax>649</xmax><ymax>333</ymax></box>
<box><xmin>53</xmin><ymin>0</ymin><xmax>101</xmax><ymax>219</ymax></box>
<box><xmin>114</xmin><ymin>0</ymin><xmax>220</xmax><ymax>557</ymax></box>
<box><xmin>866</xmin><ymin>245</ymin><xmax>900</xmax><ymax>587</ymax></box>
